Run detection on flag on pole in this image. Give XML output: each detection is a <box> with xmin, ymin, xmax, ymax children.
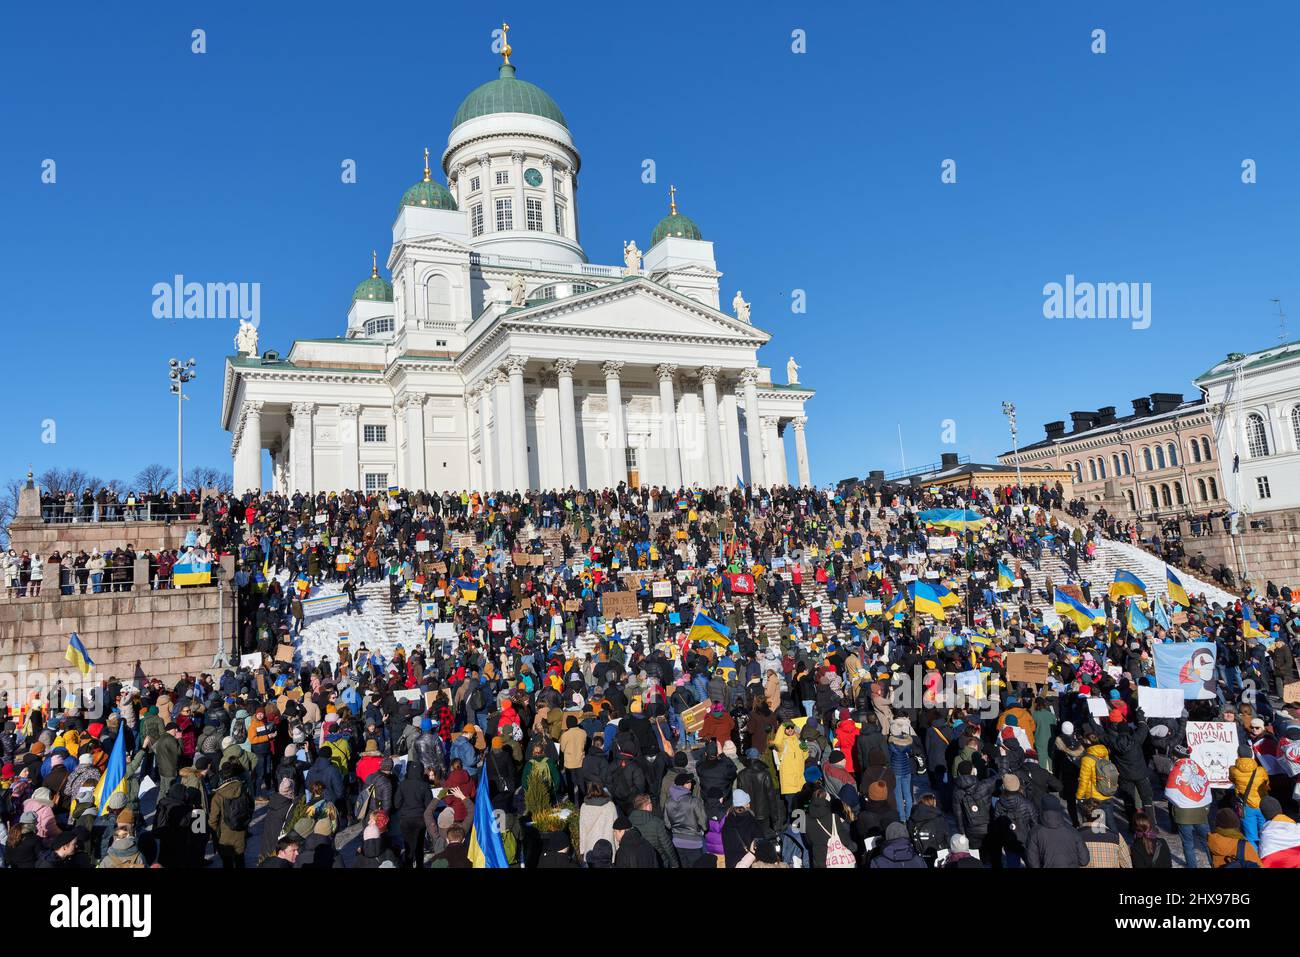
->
<box><xmin>1165</xmin><ymin>567</ymin><xmax>1191</xmax><ymax>607</ymax></box>
<box><xmin>688</xmin><ymin>612</ymin><xmax>731</xmax><ymax>646</ymax></box>
<box><xmin>466</xmin><ymin>762</ymin><xmax>509</xmax><ymax>868</ymax></box>
<box><xmin>65</xmin><ymin>633</ymin><xmax>94</xmax><ymax>675</ymax></box>
<box><xmin>1151</xmin><ymin>595</ymin><xmax>1172</xmax><ymax>630</ymax></box>
<box><xmin>996</xmin><ymin>562</ymin><xmax>1016</xmax><ymax>590</ymax></box>
<box><xmin>1108</xmin><ymin>569</ymin><xmax>1147</xmax><ymax>600</ymax></box>
<box><xmin>1126</xmin><ymin>600</ymin><xmax>1151</xmax><ymax>633</ymax></box>
<box><xmin>92</xmin><ymin>727</ymin><xmax>128</xmax><ymax>814</ymax></box>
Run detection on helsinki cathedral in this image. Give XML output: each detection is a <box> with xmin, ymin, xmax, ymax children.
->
<box><xmin>222</xmin><ymin>26</ymin><xmax>813</xmax><ymax>495</ymax></box>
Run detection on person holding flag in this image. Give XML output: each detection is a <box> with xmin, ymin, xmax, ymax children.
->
<box><xmin>467</xmin><ymin>762</ymin><xmax>509</xmax><ymax>868</ymax></box>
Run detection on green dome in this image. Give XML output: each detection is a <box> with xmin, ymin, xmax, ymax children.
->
<box><xmin>452</xmin><ymin>63</ymin><xmax>567</xmax><ymax>130</ymax></box>
<box><xmin>353</xmin><ymin>274</ymin><xmax>393</xmax><ymax>303</ymax></box>
<box><xmin>651</xmin><ymin>212</ymin><xmax>703</xmax><ymax>247</ymax></box>
<box><xmin>399</xmin><ymin>179</ymin><xmax>458</xmax><ymax>213</ymax></box>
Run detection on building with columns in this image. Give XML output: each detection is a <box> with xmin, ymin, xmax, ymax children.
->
<box><xmin>221</xmin><ymin>33</ymin><xmax>813</xmax><ymax>494</ymax></box>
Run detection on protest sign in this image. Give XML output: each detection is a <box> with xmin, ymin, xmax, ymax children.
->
<box><xmin>681</xmin><ymin>701</ymin><xmax>711</xmax><ymax>736</ymax></box>
<box><xmin>652</xmin><ymin>580</ymin><xmax>673</xmax><ymax>599</ymax></box>
<box><xmin>1186</xmin><ymin>721</ymin><xmax>1239</xmax><ymax>787</ymax></box>
<box><xmin>1154</xmin><ymin>642</ymin><xmax>1216</xmax><ymax>699</ymax></box>
<box><xmin>239</xmin><ymin>652</ymin><xmax>262</xmax><ymax>670</ymax></box>
<box><xmin>1137</xmin><ymin>686</ymin><xmax>1184</xmax><ymax>719</ymax></box>
<box><xmin>1005</xmin><ymin>652</ymin><xmax>1050</xmax><ymax>685</ymax></box>
<box><xmin>601</xmin><ymin>591</ymin><xmax>639</xmax><ymax>620</ymax></box>
<box><xmin>847</xmin><ymin>596</ymin><xmax>866</xmax><ymax>613</ymax></box>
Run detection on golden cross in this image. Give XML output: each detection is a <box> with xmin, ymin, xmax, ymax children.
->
<box><xmin>669</xmin><ymin>183</ymin><xmax>677</xmax><ymax>214</ymax></box>
<box><xmin>501</xmin><ymin>22</ymin><xmax>512</xmax><ymax>65</ymax></box>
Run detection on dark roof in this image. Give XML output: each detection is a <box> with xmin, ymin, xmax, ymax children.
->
<box><xmin>1008</xmin><ymin>398</ymin><xmax>1206</xmax><ymax>456</ymax></box>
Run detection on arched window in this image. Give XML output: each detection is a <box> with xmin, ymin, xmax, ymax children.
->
<box><xmin>1147</xmin><ymin>486</ymin><xmax>1158</xmax><ymax>509</ymax></box>
<box><xmin>426</xmin><ymin>275</ymin><xmax>451</xmax><ymax>325</ymax></box>
<box><xmin>1174</xmin><ymin>482</ymin><xmax>1184</xmax><ymax>505</ymax></box>
<box><xmin>1143</xmin><ymin>447</ymin><xmax>1153</xmax><ymax>471</ymax></box>
<box><xmin>1088</xmin><ymin>459</ymin><xmax>1098</xmax><ymax>481</ymax></box>
<box><xmin>1122</xmin><ymin>451</ymin><xmax>1130</xmax><ymax>475</ymax></box>
<box><xmin>1190</xmin><ymin>439</ymin><xmax>1201</xmax><ymax>463</ymax></box>
<box><xmin>1112</xmin><ymin>454</ymin><xmax>1121</xmax><ymax>477</ymax></box>
<box><xmin>1098</xmin><ymin>458</ymin><xmax>1107</xmax><ymax>479</ymax></box>
<box><xmin>1074</xmin><ymin>462</ymin><xmax>1082</xmax><ymax>483</ymax></box>
<box><xmin>1197</xmin><ymin>478</ymin><xmax>1207</xmax><ymax>502</ymax></box>
<box><xmin>1155</xmin><ymin>446</ymin><xmax>1167</xmax><ymax>469</ymax></box>
<box><xmin>1292</xmin><ymin>407</ymin><xmax>1300</xmax><ymax>451</ymax></box>
<box><xmin>1167</xmin><ymin>442</ymin><xmax>1178</xmax><ymax>467</ymax></box>
<box><xmin>1125</xmin><ymin>489</ymin><xmax>1135</xmax><ymax>510</ymax></box>
<box><xmin>1201</xmin><ymin>437</ymin><xmax>1212</xmax><ymax>461</ymax></box>
<box><xmin>1209</xmin><ymin>476</ymin><xmax>1219</xmax><ymax>499</ymax></box>
<box><xmin>1160</xmin><ymin>484</ymin><xmax>1172</xmax><ymax>507</ymax></box>
<box><xmin>1246</xmin><ymin>412</ymin><xmax>1270</xmax><ymax>457</ymax></box>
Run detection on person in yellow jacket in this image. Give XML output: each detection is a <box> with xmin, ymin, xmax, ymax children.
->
<box><xmin>1229</xmin><ymin>745</ymin><xmax>1269</xmax><ymax>848</ymax></box>
<box><xmin>775</xmin><ymin>723</ymin><xmax>808</xmax><ymax>808</ymax></box>
<box><xmin>1076</xmin><ymin>731</ymin><xmax>1119</xmax><ymax>828</ymax></box>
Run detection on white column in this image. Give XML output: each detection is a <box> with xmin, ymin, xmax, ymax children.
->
<box><xmin>542</xmin><ymin>155</ymin><xmax>557</xmax><ymax>233</ymax></box>
<box><xmin>603</xmin><ymin>360</ymin><xmax>627</xmax><ymax>486</ymax></box>
<box><xmin>478</xmin><ymin>153</ymin><xmax>494</xmax><ymax>233</ymax></box>
<box><xmin>506</xmin><ymin>356</ymin><xmax>529</xmax><ymax>490</ymax></box>
<box><xmin>511</xmin><ymin>151</ymin><xmax>526</xmax><ymax>233</ymax></box>
<box><xmin>739</xmin><ymin>369</ymin><xmax>766</xmax><ymax>487</ymax></box>
<box><xmin>793</xmin><ymin>416</ymin><xmax>811</xmax><ymax>487</ymax></box>
<box><xmin>656</xmin><ymin>363</ymin><xmax>682</xmax><ymax>490</ymax></box>
<box><xmin>722</xmin><ymin>390</ymin><xmax>742</xmax><ymax>485</ymax></box>
<box><xmin>562</xmin><ymin>168</ymin><xmax>577</xmax><ymax>240</ymax></box>
<box><xmin>235</xmin><ymin>400</ymin><xmax>263</xmax><ymax>492</ymax></box>
<box><xmin>491</xmin><ymin>370</ymin><xmax>514</xmax><ymax>490</ymax></box>
<box><xmin>291</xmin><ymin>401</ymin><xmax>314</xmax><ymax>492</ymax></box>
<box><xmin>476</xmin><ymin>384</ymin><xmax>496</xmax><ymax>490</ymax></box>
<box><xmin>555</xmin><ymin>358</ymin><xmax>580</xmax><ymax>488</ymax></box>
<box><xmin>402</xmin><ymin>394</ymin><xmax>426</xmax><ymax>490</ymax></box>
<box><xmin>338</xmin><ymin>403</ymin><xmax>360</xmax><ymax>491</ymax></box>
<box><xmin>763</xmin><ymin>416</ymin><xmax>787</xmax><ymax>486</ymax></box>
<box><xmin>699</xmin><ymin>366</ymin><xmax>724</xmax><ymax>488</ymax></box>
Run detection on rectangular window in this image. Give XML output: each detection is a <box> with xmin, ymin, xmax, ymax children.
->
<box><xmin>364</xmin><ymin>472</ymin><xmax>388</xmax><ymax>492</ymax></box>
<box><xmin>435</xmin><ymin>338</ymin><xmax>447</xmax><ymax>347</ymax></box>
<box><xmin>470</xmin><ymin>203</ymin><xmax>484</xmax><ymax>236</ymax></box>
<box><xmin>1257</xmin><ymin>475</ymin><xmax>1272</xmax><ymax>499</ymax></box>
<box><xmin>494</xmin><ymin>170</ymin><xmax>509</xmax><ymax>186</ymax></box>
<box><xmin>526</xmin><ymin>197</ymin><xmax>544</xmax><ymax>231</ymax></box>
<box><xmin>363</xmin><ymin>424</ymin><xmax>387</xmax><ymax>443</ymax></box>
<box><xmin>495</xmin><ymin>198</ymin><xmax>513</xmax><ymax>231</ymax></box>
<box><xmin>554</xmin><ymin>203</ymin><xmax>565</xmax><ymax>237</ymax></box>
<box><xmin>469</xmin><ymin>175</ymin><xmax>480</xmax><ymax>192</ymax></box>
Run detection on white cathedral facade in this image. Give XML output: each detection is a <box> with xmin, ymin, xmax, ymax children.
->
<box><xmin>221</xmin><ymin>38</ymin><xmax>813</xmax><ymax>495</ymax></box>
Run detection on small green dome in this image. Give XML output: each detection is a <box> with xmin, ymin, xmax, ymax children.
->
<box><xmin>452</xmin><ymin>63</ymin><xmax>568</xmax><ymax>130</ymax></box>
<box><xmin>399</xmin><ymin>179</ymin><xmax>458</xmax><ymax>213</ymax></box>
<box><xmin>651</xmin><ymin>212</ymin><xmax>703</xmax><ymax>247</ymax></box>
<box><xmin>353</xmin><ymin>274</ymin><xmax>393</xmax><ymax>303</ymax></box>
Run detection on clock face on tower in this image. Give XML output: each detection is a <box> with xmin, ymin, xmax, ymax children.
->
<box><xmin>524</xmin><ymin>167</ymin><xmax>543</xmax><ymax>187</ymax></box>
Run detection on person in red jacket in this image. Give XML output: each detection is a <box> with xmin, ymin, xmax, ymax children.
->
<box><xmin>835</xmin><ymin>710</ymin><xmax>861</xmax><ymax>774</ymax></box>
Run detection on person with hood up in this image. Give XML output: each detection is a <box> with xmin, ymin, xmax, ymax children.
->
<box><xmin>833</xmin><ymin>710</ymin><xmax>860</xmax><ymax>774</ymax></box>
<box><xmin>663</xmin><ymin>774</ymin><xmax>707</xmax><ymax>866</ymax></box>
<box><xmin>736</xmin><ymin>748</ymin><xmax>783</xmax><ymax>834</ymax></box>
<box><xmin>887</xmin><ymin>718</ymin><xmax>916</xmax><ymax>823</ymax></box>
<box><xmin>1025</xmin><ymin>794</ymin><xmax>1089</xmax><ymax>868</ymax></box>
<box><xmin>953</xmin><ymin>761</ymin><xmax>996</xmax><ymax>851</ymax></box>
<box><xmin>1228</xmin><ymin>741</ymin><xmax>1269</xmax><ymax>850</ymax></box>
<box><xmin>871</xmin><ymin>820</ymin><xmax>925</xmax><ymax>869</ymax></box>
<box><xmin>1209</xmin><ymin>808</ymin><xmax>1261</xmax><ymax>867</ymax></box>
<box><xmin>394</xmin><ymin>760</ymin><xmax>434</xmax><ymax>867</ymax></box>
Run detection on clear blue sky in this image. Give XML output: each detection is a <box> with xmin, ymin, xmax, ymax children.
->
<box><xmin>3</xmin><ymin>1</ymin><xmax>1299</xmax><ymax>488</ymax></box>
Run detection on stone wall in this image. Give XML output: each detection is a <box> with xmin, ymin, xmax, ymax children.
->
<box><xmin>7</xmin><ymin>518</ymin><xmax>196</xmax><ymax>557</ymax></box>
<box><xmin>0</xmin><ymin>587</ymin><xmax>230</xmax><ymax>684</ymax></box>
<box><xmin>1182</xmin><ymin>528</ymin><xmax>1300</xmax><ymax>590</ymax></box>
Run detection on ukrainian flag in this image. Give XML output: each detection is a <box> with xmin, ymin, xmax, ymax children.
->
<box><xmin>455</xmin><ymin>578</ymin><xmax>479</xmax><ymax>602</ymax></box>
<box><xmin>884</xmin><ymin>593</ymin><xmax>907</xmax><ymax>618</ymax></box>
<box><xmin>1108</xmin><ymin>569</ymin><xmax>1147</xmax><ymax>600</ymax></box>
<box><xmin>65</xmin><ymin>633</ymin><xmax>94</xmax><ymax>675</ymax></box>
<box><xmin>996</xmin><ymin>562</ymin><xmax>1016</xmax><ymax>590</ymax></box>
<box><xmin>1242</xmin><ymin>603</ymin><xmax>1267</xmax><ymax>640</ymax></box>
<box><xmin>173</xmin><ymin>558</ymin><xmax>212</xmax><ymax>586</ymax></box>
<box><xmin>1165</xmin><ymin>567</ymin><xmax>1190</xmax><ymax>607</ymax></box>
<box><xmin>92</xmin><ymin>727</ymin><xmax>127</xmax><ymax>814</ymax></box>
<box><xmin>688</xmin><ymin>612</ymin><xmax>731</xmax><ymax>646</ymax></box>
<box><xmin>932</xmin><ymin>581</ymin><xmax>962</xmax><ymax>608</ymax></box>
<box><xmin>253</xmin><ymin>556</ymin><xmax>269</xmax><ymax>592</ymax></box>
<box><xmin>917</xmin><ymin>508</ymin><xmax>987</xmax><ymax>531</ymax></box>
<box><xmin>1151</xmin><ymin>596</ymin><xmax>1172</xmax><ymax>630</ymax></box>
<box><xmin>910</xmin><ymin>581</ymin><xmax>949</xmax><ymax>617</ymax></box>
<box><xmin>1054</xmin><ymin>591</ymin><xmax>1105</xmax><ymax>630</ymax></box>
<box><xmin>466</xmin><ymin>762</ymin><xmax>509</xmax><ymax>868</ymax></box>
<box><xmin>1126</xmin><ymin>600</ymin><xmax>1151</xmax><ymax>633</ymax></box>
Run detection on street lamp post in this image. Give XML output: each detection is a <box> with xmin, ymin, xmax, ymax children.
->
<box><xmin>169</xmin><ymin>358</ymin><xmax>197</xmax><ymax>495</ymax></box>
<box><xmin>1002</xmin><ymin>401</ymin><xmax>1022</xmax><ymax>489</ymax></box>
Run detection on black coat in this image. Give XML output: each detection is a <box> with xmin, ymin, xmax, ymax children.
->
<box><xmin>954</xmin><ymin>774</ymin><xmax>996</xmax><ymax>842</ymax></box>
<box><xmin>613</xmin><ymin>827</ymin><xmax>659</xmax><ymax>868</ymax></box>
<box><xmin>1024</xmin><ymin>806</ymin><xmax>1090</xmax><ymax>868</ymax></box>
<box><xmin>736</xmin><ymin>760</ymin><xmax>782</xmax><ymax>832</ymax></box>
<box><xmin>1099</xmin><ymin>721</ymin><xmax>1149</xmax><ymax>783</ymax></box>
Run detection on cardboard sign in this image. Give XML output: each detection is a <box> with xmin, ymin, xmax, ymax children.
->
<box><xmin>681</xmin><ymin>700</ymin><xmax>711</xmax><ymax>736</ymax></box>
<box><xmin>512</xmin><ymin>552</ymin><xmax>528</xmax><ymax>565</ymax></box>
<box><xmin>529</xmin><ymin>554</ymin><xmax>545</xmax><ymax>566</ymax></box>
<box><xmin>847</xmin><ymin>596</ymin><xmax>866</xmax><ymax>613</ymax></box>
<box><xmin>1005</xmin><ymin>652</ymin><xmax>1050</xmax><ymax>685</ymax></box>
<box><xmin>652</xmin><ymin>580</ymin><xmax>673</xmax><ymax>599</ymax></box>
<box><xmin>1137</xmin><ymin>686</ymin><xmax>1185</xmax><ymax>719</ymax></box>
<box><xmin>1283</xmin><ymin>679</ymin><xmax>1300</xmax><ymax>705</ymax></box>
<box><xmin>563</xmin><ymin>599</ymin><xmax>581</xmax><ymax>612</ymax></box>
<box><xmin>274</xmin><ymin>644</ymin><xmax>294</xmax><ymax>663</ymax></box>
<box><xmin>509</xmin><ymin>608</ymin><xmax>526</xmax><ymax>621</ymax></box>
<box><xmin>601</xmin><ymin>591</ymin><xmax>639</xmax><ymax>620</ymax></box>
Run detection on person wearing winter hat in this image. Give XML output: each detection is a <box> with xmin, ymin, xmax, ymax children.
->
<box><xmin>942</xmin><ymin>831</ymin><xmax>982</xmax><ymax>868</ymax></box>
<box><xmin>1209</xmin><ymin>807</ymin><xmax>1261</xmax><ymax>867</ymax></box>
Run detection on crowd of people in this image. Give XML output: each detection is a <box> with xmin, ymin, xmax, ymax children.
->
<box><xmin>2</xmin><ymin>477</ymin><xmax>1299</xmax><ymax>870</ymax></box>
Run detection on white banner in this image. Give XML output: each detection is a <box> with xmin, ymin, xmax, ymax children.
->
<box><xmin>1138</xmin><ymin>686</ymin><xmax>1184</xmax><ymax>719</ymax></box>
<box><xmin>301</xmin><ymin>593</ymin><xmax>350</xmax><ymax>620</ymax></box>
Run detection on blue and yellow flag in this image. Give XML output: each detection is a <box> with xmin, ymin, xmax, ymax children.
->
<box><xmin>1242</xmin><ymin>603</ymin><xmax>1267</xmax><ymax>640</ymax></box>
<box><xmin>455</xmin><ymin>578</ymin><xmax>479</xmax><ymax>602</ymax></box>
<box><xmin>65</xmin><ymin>633</ymin><xmax>94</xmax><ymax>675</ymax></box>
<box><xmin>92</xmin><ymin>728</ymin><xmax>127</xmax><ymax>814</ymax></box>
<box><xmin>909</xmin><ymin>581</ymin><xmax>949</xmax><ymax>617</ymax></box>
<box><xmin>1165</xmin><ymin>567</ymin><xmax>1190</xmax><ymax>607</ymax></box>
<box><xmin>932</xmin><ymin>581</ymin><xmax>962</xmax><ymax>608</ymax></box>
<box><xmin>173</xmin><ymin>558</ymin><xmax>212</xmax><ymax>587</ymax></box>
<box><xmin>996</xmin><ymin>562</ymin><xmax>1016</xmax><ymax>590</ymax></box>
<box><xmin>1054</xmin><ymin>591</ymin><xmax>1105</xmax><ymax>630</ymax></box>
<box><xmin>1151</xmin><ymin>595</ymin><xmax>1172</xmax><ymax>630</ymax></box>
<box><xmin>467</xmin><ymin>762</ymin><xmax>509</xmax><ymax>868</ymax></box>
<box><xmin>884</xmin><ymin>592</ymin><xmax>907</xmax><ymax>618</ymax></box>
<box><xmin>688</xmin><ymin>612</ymin><xmax>731</xmax><ymax>646</ymax></box>
<box><xmin>1108</xmin><ymin>569</ymin><xmax>1147</xmax><ymax>600</ymax></box>
<box><xmin>1126</xmin><ymin>600</ymin><xmax>1151</xmax><ymax>633</ymax></box>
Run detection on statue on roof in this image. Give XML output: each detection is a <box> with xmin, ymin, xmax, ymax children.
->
<box><xmin>508</xmin><ymin>272</ymin><xmax>527</xmax><ymax>307</ymax></box>
<box><xmin>235</xmin><ymin>319</ymin><xmax>259</xmax><ymax>357</ymax></box>
<box><xmin>732</xmin><ymin>290</ymin><xmax>751</xmax><ymax>324</ymax></box>
<box><xmin>786</xmin><ymin>355</ymin><xmax>800</xmax><ymax>385</ymax></box>
<box><xmin>623</xmin><ymin>240</ymin><xmax>642</xmax><ymax>275</ymax></box>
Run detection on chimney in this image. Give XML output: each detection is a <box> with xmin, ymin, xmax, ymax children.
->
<box><xmin>1044</xmin><ymin>421</ymin><xmax>1066</xmax><ymax>440</ymax></box>
<box><xmin>1150</xmin><ymin>392</ymin><xmax>1183</xmax><ymax>415</ymax></box>
<box><xmin>867</xmin><ymin>470</ymin><xmax>884</xmax><ymax>482</ymax></box>
<box><xmin>1131</xmin><ymin>396</ymin><xmax>1152</xmax><ymax>417</ymax></box>
<box><xmin>1096</xmin><ymin>406</ymin><xmax>1117</xmax><ymax>426</ymax></box>
<box><xmin>1069</xmin><ymin>411</ymin><xmax>1096</xmax><ymax>433</ymax></box>
<box><xmin>940</xmin><ymin>452</ymin><xmax>959</xmax><ymax>469</ymax></box>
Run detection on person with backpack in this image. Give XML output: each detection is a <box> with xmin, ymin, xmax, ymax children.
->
<box><xmin>1209</xmin><ymin>808</ymin><xmax>1262</xmax><ymax>867</ymax></box>
<box><xmin>1075</xmin><ymin>729</ymin><xmax>1120</xmax><ymax>831</ymax></box>
<box><xmin>207</xmin><ymin>759</ymin><xmax>253</xmax><ymax>868</ymax></box>
<box><xmin>953</xmin><ymin>761</ymin><xmax>996</xmax><ymax>851</ymax></box>
<box><xmin>1229</xmin><ymin>742</ymin><xmax>1269</xmax><ymax>850</ymax></box>
<box><xmin>1095</xmin><ymin>708</ymin><xmax>1153</xmax><ymax>826</ymax></box>
<box><xmin>987</xmin><ymin>772</ymin><xmax>1038</xmax><ymax>867</ymax></box>
<box><xmin>907</xmin><ymin>791</ymin><xmax>950</xmax><ymax>867</ymax></box>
